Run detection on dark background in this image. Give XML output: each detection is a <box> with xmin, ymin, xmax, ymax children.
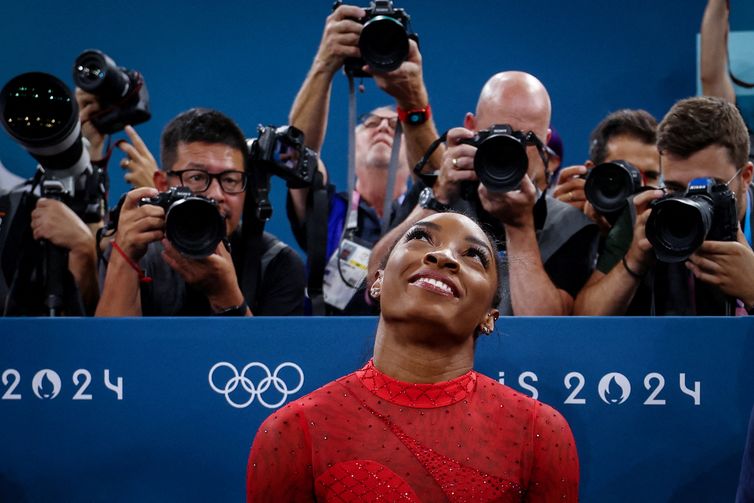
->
<box><xmin>1</xmin><ymin>0</ymin><xmax>753</xmax><ymax>252</ymax></box>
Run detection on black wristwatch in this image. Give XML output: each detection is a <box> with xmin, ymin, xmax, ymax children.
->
<box><xmin>214</xmin><ymin>301</ymin><xmax>249</xmax><ymax>316</ymax></box>
<box><xmin>419</xmin><ymin>187</ymin><xmax>450</xmax><ymax>212</ymax></box>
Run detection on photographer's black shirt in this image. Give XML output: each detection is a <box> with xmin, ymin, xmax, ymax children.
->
<box><xmin>135</xmin><ymin>231</ymin><xmax>305</xmax><ymax>316</ymax></box>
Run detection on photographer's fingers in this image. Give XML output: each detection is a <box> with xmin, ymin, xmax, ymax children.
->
<box><xmin>331</xmin><ymin>4</ymin><xmax>366</xmax><ymax>23</ymax></box>
<box><xmin>555</xmin><ymin>165</ymin><xmax>587</xmax><ymax>182</ymax></box>
<box><xmin>552</xmin><ymin>177</ymin><xmax>586</xmax><ymax>201</ymax></box>
<box><xmin>124</xmin><ymin>125</ymin><xmax>151</xmax><ymax>156</ymax></box>
<box><xmin>632</xmin><ymin>189</ymin><xmax>665</xmax><ymax>214</ymax></box>
<box><xmin>122</xmin><ymin>187</ymin><xmax>160</xmax><ymax>211</ymax></box>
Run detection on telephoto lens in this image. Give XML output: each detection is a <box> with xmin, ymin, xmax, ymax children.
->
<box><xmin>584</xmin><ymin>160</ymin><xmax>643</xmax><ymax>219</ymax></box>
<box><xmin>0</xmin><ymin>72</ymin><xmax>89</xmax><ymax>179</ymax></box>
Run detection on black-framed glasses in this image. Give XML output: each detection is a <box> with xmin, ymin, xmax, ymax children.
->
<box><xmin>167</xmin><ymin>169</ymin><xmax>247</xmax><ymax>194</ymax></box>
<box><xmin>359</xmin><ymin>112</ymin><xmax>399</xmax><ymax>129</ymax></box>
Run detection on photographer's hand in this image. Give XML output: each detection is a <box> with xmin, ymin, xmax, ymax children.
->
<box><xmin>551</xmin><ymin>165</ymin><xmax>587</xmax><ymax>209</ymax></box>
<box><xmin>116</xmin><ymin>126</ymin><xmax>158</xmax><ymax>189</ymax></box>
<box><xmin>76</xmin><ymin>88</ymin><xmax>106</xmax><ymax>161</ymax></box>
<box><xmin>114</xmin><ymin>187</ymin><xmax>164</xmax><ymax>262</ymax></box>
<box><xmin>96</xmin><ymin>187</ymin><xmax>162</xmax><ymax>317</ymax></box>
<box><xmin>687</xmin><ymin>227</ymin><xmax>754</xmax><ymax>308</ymax></box>
<box><xmin>371</xmin><ymin>40</ymin><xmax>426</xmax><ymax>109</ymax></box>
<box><xmin>478</xmin><ymin>174</ymin><xmax>537</xmax><ymax>229</ymax></box>
<box><xmin>313</xmin><ymin>4</ymin><xmax>365</xmax><ymax>76</ymax></box>
<box><xmin>161</xmin><ymin>239</ymin><xmax>250</xmax><ymax>315</ymax></box>
<box><xmin>623</xmin><ymin>189</ymin><xmax>665</xmax><ymax>275</ymax></box>
<box><xmin>31</xmin><ymin>198</ymin><xmax>99</xmax><ymax>311</ymax></box>
<box><xmin>434</xmin><ymin>128</ymin><xmax>477</xmax><ymax>205</ymax></box>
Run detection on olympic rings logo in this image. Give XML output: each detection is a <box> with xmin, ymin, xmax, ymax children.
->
<box><xmin>208</xmin><ymin>362</ymin><xmax>304</xmax><ymax>409</ymax></box>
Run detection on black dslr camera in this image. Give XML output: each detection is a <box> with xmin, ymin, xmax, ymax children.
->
<box><xmin>72</xmin><ymin>49</ymin><xmax>151</xmax><ymax>134</ymax></box>
<box><xmin>459</xmin><ymin>124</ymin><xmax>543</xmax><ymax>193</ymax></box>
<box><xmin>335</xmin><ymin>0</ymin><xmax>416</xmax><ymax>76</ymax></box>
<box><xmin>136</xmin><ymin>187</ymin><xmax>225</xmax><ymax>258</ymax></box>
<box><xmin>584</xmin><ymin>160</ymin><xmax>644</xmax><ymax>222</ymax></box>
<box><xmin>248</xmin><ymin>125</ymin><xmax>317</xmax><ymax>188</ymax></box>
<box><xmin>247</xmin><ymin>125</ymin><xmax>318</xmax><ymax>221</ymax></box>
<box><xmin>645</xmin><ymin>177</ymin><xmax>738</xmax><ymax>263</ymax></box>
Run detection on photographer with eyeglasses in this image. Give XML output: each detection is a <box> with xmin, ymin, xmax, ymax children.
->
<box><xmin>96</xmin><ymin>108</ymin><xmax>305</xmax><ymax>317</ymax></box>
<box><xmin>285</xmin><ymin>2</ymin><xmax>442</xmax><ymax>315</ymax></box>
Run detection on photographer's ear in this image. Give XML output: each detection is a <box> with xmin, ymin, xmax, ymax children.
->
<box><xmin>154</xmin><ymin>170</ymin><xmax>169</xmax><ymax>191</ymax></box>
<box><xmin>464</xmin><ymin>113</ymin><xmax>476</xmax><ymax>131</ymax></box>
<box><xmin>741</xmin><ymin>161</ymin><xmax>753</xmax><ymax>188</ymax></box>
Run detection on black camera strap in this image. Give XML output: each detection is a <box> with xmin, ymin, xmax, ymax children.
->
<box><xmin>307</xmin><ymin>170</ymin><xmax>328</xmax><ymax>315</ymax></box>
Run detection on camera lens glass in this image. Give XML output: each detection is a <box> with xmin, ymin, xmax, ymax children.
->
<box><xmin>73</xmin><ymin>50</ymin><xmax>130</xmax><ymax>104</ymax></box>
<box><xmin>474</xmin><ymin>134</ymin><xmax>528</xmax><ymax>192</ymax></box>
<box><xmin>648</xmin><ymin>197</ymin><xmax>713</xmax><ymax>262</ymax></box>
<box><xmin>0</xmin><ymin>72</ymin><xmax>76</xmax><ymax>145</ymax></box>
<box><xmin>165</xmin><ymin>197</ymin><xmax>225</xmax><ymax>258</ymax></box>
<box><xmin>359</xmin><ymin>15</ymin><xmax>409</xmax><ymax>72</ymax></box>
<box><xmin>585</xmin><ymin>162</ymin><xmax>637</xmax><ymax>214</ymax></box>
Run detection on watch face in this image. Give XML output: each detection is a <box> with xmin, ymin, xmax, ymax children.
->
<box><xmin>407</xmin><ymin>112</ymin><xmax>426</xmax><ymax>125</ymax></box>
<box><xmin>419</xmin><ymin>187</ymin><xmax>432</xmax><ymax>207</ymax></box>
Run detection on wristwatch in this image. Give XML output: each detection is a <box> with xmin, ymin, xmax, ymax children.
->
<box><xmin>397</xmin><ymin>104</ymin><xmax>432</xmax><ymax>125</ymax></box>
<box><xmin>419</xmin><ymin>187</ymin><xmax>449</xmax><ymax>212</ymax></box>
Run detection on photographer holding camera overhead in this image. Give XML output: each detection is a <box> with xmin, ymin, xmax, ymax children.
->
<box><xmin>96</xmin><ymin>108</ymin><xmax>306</xmax><ymax>317</ymax></box>
<box><xmin>370</xmin><ymin>71</ymin><xmax>599</xmax><ymax>316</ymax></box>
<box><xmin>286</xmin><ymin>0</ymin><xmax>442</xmax><ymax>315</ymax></box>
<box><xmin>73</xmin><ymin>49</ymin><xmax>157</xmax><ymax>189</ymax></box>
<box><xmin>574</xmin><ymin>96</ymin><xmax>754</xmax><ymax>316</ymax></box>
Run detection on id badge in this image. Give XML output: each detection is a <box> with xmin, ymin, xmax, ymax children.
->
<box><xmin>323</xmin><ymin>238</ymin><xmax>372</xmax><ymax>310</ymax></box>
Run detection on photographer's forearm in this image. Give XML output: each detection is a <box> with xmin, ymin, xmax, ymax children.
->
<box><xmin>572</xmin><ymin>267</ymin><xmax>640</xmax><ymax>316</ymax></box>
<box><xmin>68</xmin><ymin>237</ymin><xmax>99</xmax><ymax>315</ymax></box>
<box><xmin>505</xmin><ymin>225</ymin><xmax>573</xmax><ymax>316</ymax></box>
<box><xmin>701</xmin><ymin>0</ymin><xmax>735</xmax><ymax>101</ymax></box>
<box><xmin>403</xmin><ymin>118</ymin><xmax>444</xmax><ymax>178</ymax></box>
<box><xmin>289</xmin><ymin>62</ymin><xmax>336</xmax><ymax>153</ymax></box>
<box><xmin>95</xmin><ymin>254</ymin><xmax>143</xmax><ymax>316</ymax></box>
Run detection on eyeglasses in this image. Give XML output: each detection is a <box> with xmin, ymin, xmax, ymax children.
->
<box><xmin>167</xmin><ymin>169</ymin><xmax>247</xmax><ymax>194</ymax></box>
<box><xmin>359</xmin><ymin>113</ymin><xmax>399</xmax><ymax>129</ymax></box>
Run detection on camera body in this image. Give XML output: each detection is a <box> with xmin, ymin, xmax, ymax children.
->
<box><xmin>248</xmin><ymin>125</ymin><xmax>317</xmax><ymax>189</ymax></box>
<box><xmin>337</xmin><ymin>0</ymin><xmax>415</xmax><ymax>76</ymax></box>
<box><xmin>73</xmin><ymin>49</ymin><xmax>151</xmax><ymax>135</ymax></box>
<box><xmin>459</xmin><ymin>124</ymin><xmax>531</xmax><ymax>193</ymax></box>
<box><xmin>138</xmin><ymin>186</ymin><xmax>226</xmax><ymax>258</ymax></box>
<box><xmin>646</xmin><ymin>177</ymin><xmax>738</xmax><ymax>263</ymax></box>
<box><xmin>584</xmin><ymin>160</ymin><xmax>643</xmax><ymax>221</ymax></box>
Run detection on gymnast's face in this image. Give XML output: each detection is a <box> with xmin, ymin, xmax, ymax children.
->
<box><xmin>378</xmin><ymin>212</ymin><xmax>499</xmax><ymax>340</ymax></box>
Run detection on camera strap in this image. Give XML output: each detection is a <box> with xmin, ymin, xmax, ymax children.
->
<box><xmin>381</xmin><ymin>121</ymin><xmax>402</xmax><ymax>234</ymax></box>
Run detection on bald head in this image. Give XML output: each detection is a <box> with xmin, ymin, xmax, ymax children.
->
<box><xmin>471</xmin><ymin>71</ymin><xmax>551</xmax><ymax>142</ymax></box>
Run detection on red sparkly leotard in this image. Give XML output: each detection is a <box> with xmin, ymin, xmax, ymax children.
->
<box><xmin>247</xmin><ymin>360</ymin><xmax>579</xmax><ymax>502</ymax></box>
